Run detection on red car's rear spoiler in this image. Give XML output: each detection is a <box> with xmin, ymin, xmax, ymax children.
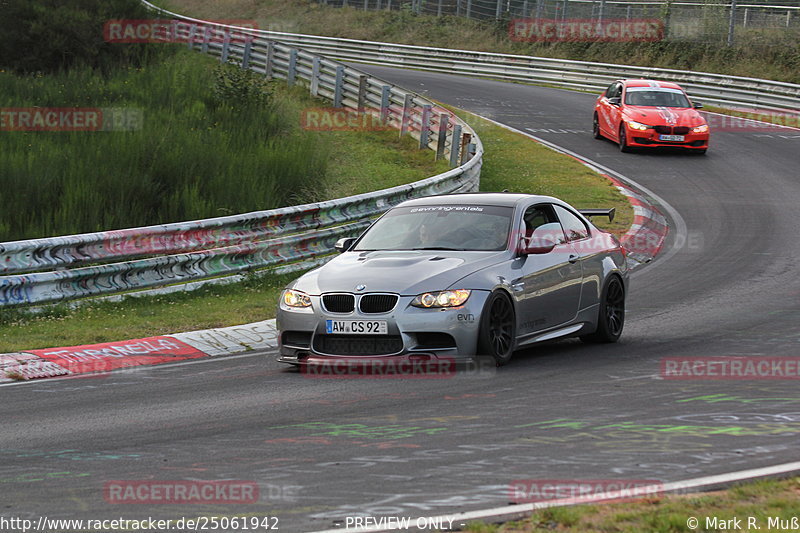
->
<box><xmin>579</xmin><ymin>208</ymin><xmax>616</xmax><ymax>222</ymax></box>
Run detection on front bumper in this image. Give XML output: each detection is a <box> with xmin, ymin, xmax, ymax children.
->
<box><xmin>276</xmin><ymin>291</ymin><xmax>490</xmax><ymax>364</ymax></box>
<box><xmin>628</xmin><ymin>126</ymin><xmax>709</xmax><ymax>149</ymax></box>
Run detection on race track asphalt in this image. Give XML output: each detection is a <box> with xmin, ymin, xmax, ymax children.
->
<box><xmin>2</xmin><ymin>67</ymin><xmax>800</xmax><ymax>532</ymax></box>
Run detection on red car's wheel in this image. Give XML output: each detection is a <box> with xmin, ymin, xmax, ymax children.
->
<box><xmin>618</xmin><ymin>124</ymin><xmax>632</xmax><ymax>153</ymax></box>
<box><xmin>592</xmin><ymin>113</ymin><xmax>603</xmax><ymax>139</ymax></box>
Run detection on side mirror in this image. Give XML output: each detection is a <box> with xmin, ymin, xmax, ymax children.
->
<box><xmin>521</xmin><ymin>223</ymin><xmax>563</xmax><ymax>255</ymax></box>
<box><xmin>608</xmin><ymin>97</ymin><xmax>621</xmax><ymax>106</ymax></box>
<box><xmin>334</xmin><ymin>237</ymin><xmax>356</xmax><ymax>253</ymax></box>
<box><xmin>693</xmin><ymin>102</ymin><xmax>704</xmax><ymax>109</ymax></box>
<box><xmin>526</xmin><ymin>237</ymin><xmax>557</xmax><ymax>255</ymax></box>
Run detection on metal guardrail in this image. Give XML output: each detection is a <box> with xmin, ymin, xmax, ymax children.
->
<box><xmin>0</xmin><ymin>8</ymin><xmax>483</xmax><ymax>307</ymax></box>
<box><xmin>242</xmin><ymin>29</ymin><xmax>800</xmax><ymax>114</ymax></box>
<box><xmin>320</xmin><ymin>0</ymin><xmax>800</xmax><ymax>46</ymax></box>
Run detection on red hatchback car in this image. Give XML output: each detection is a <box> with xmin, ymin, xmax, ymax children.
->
<box><xmin>593</xmin><ymin>79</ymin><xmax>710</xmax><ymax>154</ymax></box>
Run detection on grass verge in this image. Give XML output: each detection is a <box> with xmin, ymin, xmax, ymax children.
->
<box><xmin>0</xmin><ymin>274</ymin><xmax>292</xmax><ymax>353</ymax></box>
<box><xmin>0</xmin><ymin>49</ymin><xmax>449</xmax><ymax>241</ymax></box>
<box><xmin>464</xmin><ymin>476</ymin><xmax>800</xmax><ymax>532</ymax></box>
<box><xmin>159</xmin><ymin>0</ymin><xmax>800</xmax><ymax>84</ymax></box>
<box><xmin>0</xmin><ymin>109</ymin><xmax>633</xmax><ymax>352</ymax></box>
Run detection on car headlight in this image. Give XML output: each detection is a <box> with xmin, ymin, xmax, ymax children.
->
<box><xmin>282</xmin><ymin>289</ymin><xmax>312</xmax><ymax>308</ymax></box>
<box><xmin>411</xmin><ymin>289</ymin><xmax>471</xmax><ymax>308</ymax></box>
<box><xmin>692</xmin><ymin>124</ymin><xmax>709</xmax><ymax>133</ymax></box>
<box><xmin>626</xmin><ymin>120</ymin><xmax>650</xmax><ymax>131</ymax></box>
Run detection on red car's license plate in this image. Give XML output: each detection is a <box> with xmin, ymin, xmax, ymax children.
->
<box><xmin>659</xmin><ymin>134</ymin><xmax>685</xmax><ymax>142</ymax></box>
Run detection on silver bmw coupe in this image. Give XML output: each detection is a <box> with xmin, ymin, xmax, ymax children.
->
<box><xmin>277</xmin><ymin>193</ymin><xmax>629</xmax><ymax>366</ymax></box>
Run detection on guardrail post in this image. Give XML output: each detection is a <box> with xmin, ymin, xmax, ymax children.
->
<box><xmin>457</xmin><ymin>0</ymin><xmax>462</xmax><ymax>17</ymax></box>
<box><xmin>186</xmin><ymin>24</ymin><xmax>197</xmax><ymax>50</ymax></box>
<box><xmin>437</xmin><ymin>0</ymin><xmax>442</xmax><ymax>17</ymax></box>
<box><xmin>435</xmin><ymin>113</ymin><xmax>449</xmax><ymax>160</ymax></box>
<box><xmin>241</xmin><ymin>39</ymin><xmax>252</xmax><ymax>69</ymax></box>
<box><xmin>449</xmin><ymin>125</ymin><xmax>462</xmax><ymax>167</ymax></box>
<box><xmin>334</xmin><ymin>66</ymin><xmax>345</xmax><ymax>108</ymax></box>
<box><xmin>387</xmin><ymin>0</ymin><xmax>392</xmax><ymax>10</ymax></box>
<box><xmin>460</xmin><ymin>132</ymin><xmax>473</xmax><ymax>165</ymax></box>
<box><xmin>495</xmin><ymin>0</ymin><xmax>502</xmax><ymax>20</ymax></box>
<box><xmin>787</xmin><ymin>10</ymin><xmax>792</xmax><ymax>28</ymax></box>
<box><xmin>264</xmin><ymin>42</ymin><xmax>275</xmax><ymax>80</ymax></box>
<box><xmin>201</xmin><ymin>26</ymin><xmax>211</xmax><ymax>54</ymax></box>
<box><xmin>377</xmin><ymin>0</ymin><xmax>382</xmax><ymax>9</ymax></box>
<box><xmin>464</xmin><ymin>0</ymin><xmax>470</xmax><ymax>18</ymax></box>
<box><xmin>380</xmin><ymin>85</ymin><xmax>391</xmax><ymax>125</ymax></box>
<box><xmin>400</xmin><ymin>93</ymin><xmax>413</xmax><ymax>137</ymax></box>
<box><xmin>311</xmin><ymin>57</ymin><xmax>321</xmax><ymax>97</ymax></box>
<box><xmin>364</xmin><ymin>0</ymin><xmax>368</xmax><ymax>10</ymax></box>
<box><xmin>220</xmin><ymin>32</ymin><xmax>231</xmax><ymax>63</ymax></box>
<box><xmin>357</xmin><ymin>75</ymin><xmax>369</xmax><ymax>112</ymax></box>
<box><xmin>562</xmin><ymin>0</ymin><xmax>569</xmax><ymax>21</ymax></box>
<box><xmin>287</xmin><ymin>49</ymin><xmax>298</xmax><ymax>87</ymax></box>
<box><xmin>727</xmin><ymin>0</ymin><xmax>737</xmax><ymax>46</ymax></box>
<box><xmin>534</xmin><ymin>0</ymin><xmax>541</xmax><ymax>18</ymax></box>
<box><xmin>419</xmin><ymin>105</ymin><xmax>431</xmax><ymax>149</ymax></box>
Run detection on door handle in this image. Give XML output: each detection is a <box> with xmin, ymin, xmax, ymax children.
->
<box><xmin>568</xmin><ymin>255</ymin><xmax>579</xmax><ymax>264</ymax></box>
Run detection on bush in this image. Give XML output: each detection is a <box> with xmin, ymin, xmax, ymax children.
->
<box><xmin>212</xmin><ymin>61</ymin><xmax>274</xmax><ymax>108</ymax></box>
<box><xmin>0</xmin><ymin>52</ymin><xmax>330</xmax><ymax>240</ymax></box>
<box><xmin>0</xmin><ymin>0</ymin><xmax>173</xmax><ymax>74</ymax></box>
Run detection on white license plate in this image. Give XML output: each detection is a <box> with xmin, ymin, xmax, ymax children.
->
<box><xmin>326</xmin><ymin>320</ymin><xmax>388</xmax><ymax>335</ymax></box>
<box><xmin>659</xmin><ymin>134</ymin><xmax>685</xmax><ymax>142</ymax></box>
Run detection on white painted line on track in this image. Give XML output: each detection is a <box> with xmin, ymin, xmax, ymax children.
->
<box><xmin>308</xmin><ymin>461</ymin><xmax>800</xmax><ymax>532</ymax></box>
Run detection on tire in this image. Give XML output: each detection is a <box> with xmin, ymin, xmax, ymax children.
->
<box><xmin>618</xmin><ymin>124</ymin><xmax>632</xmax><ymax>153</ymax></box>
<box><xmin>592</xmin><ymin>113</ymin><xmax>603</xmax><ymax>139</ymax></box>
<box><xmin>581</xmin><ymin>276</ymin><xmax>625</xmax><ymax>343</ymax></box>
<box><xmin>477</xmin><ymin>291</ymin><xmax>516</xmax><ymax>366</ymax></box>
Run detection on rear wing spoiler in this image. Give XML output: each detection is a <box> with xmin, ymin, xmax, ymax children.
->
<box><xmin>579</xmin><ymin>208</ymin><xmax>615</xmax><ymax>223</ymax></box>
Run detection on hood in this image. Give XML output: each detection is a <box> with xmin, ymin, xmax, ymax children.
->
<box><xmin>624</xmin><ymin>106</ymin><xmax>706</xmax><ymax>128</ymax></box>
<box><xmin>290</xmin><ymin>250</ymin><xmax>508</xmax><ymax>296</ymax></box>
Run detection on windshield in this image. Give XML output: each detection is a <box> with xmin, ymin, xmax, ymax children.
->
<box><xmin>624</xmin><ymin>89</ymin><xmax>691</xmax><ymax>108</ymax></box>
<box><xmin>354</xmin><ymin>205</ymin><xmax>513</xmax><ymax>252</ymax></box>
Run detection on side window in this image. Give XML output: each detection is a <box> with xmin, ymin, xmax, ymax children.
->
<box><xmin>606</xmin><ymin>82</ymin><xmax>622</xmax><ymax>99</ymax></box>
<box><xmin>522</xmin><ymin>204</ymin><xmax>564</xmax><ymax>243</ymax></box>
<box><xmin>554</xmin><ymin>205</ymin><xmax>590</xmax><ymax>242</ymax></box>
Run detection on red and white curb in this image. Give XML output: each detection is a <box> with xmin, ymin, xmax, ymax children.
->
<box><xmin>605</xmin><ymin>174</ymin><xmax>668</xmax><ymax>268</ymax></box>
<box><xmin>0</xmin><ymin>319</ymin><xmax>278</xmax><ymax>383</ymax></box>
